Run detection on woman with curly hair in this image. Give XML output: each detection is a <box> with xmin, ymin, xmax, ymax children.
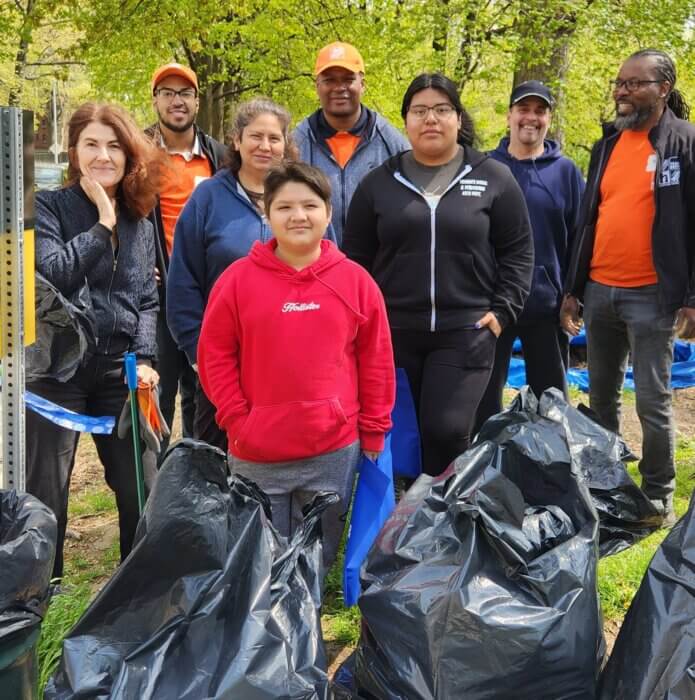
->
<box><xmin>26</xmin><ymin>102</ymin><xmax>165</xmax><ymax>578</ymax></box>
<box><xmin>167</xmin><ymin>97</ymin><xmax>336</xmax><ymax>450</ymax></box>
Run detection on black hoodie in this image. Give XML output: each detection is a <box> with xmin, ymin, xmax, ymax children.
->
<box><xmin>342</xmin><ymin>147</ymin><xmax>534</xmax><ymax>331</ymax></box>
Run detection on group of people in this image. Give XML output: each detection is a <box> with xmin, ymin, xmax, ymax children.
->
<box><xmin>25</xmin><ymin>41</ymin><xmax>695</xmax><ymax>581</ymax></box>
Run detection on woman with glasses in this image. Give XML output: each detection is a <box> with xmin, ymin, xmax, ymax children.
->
<box><xmin>343</xmin><ymin>73</ymin><xmax>534</xmax><ymax>476</ymax></box>
<box><xmin>167</xmin><ymin>97</ymin><xmax>336</xmax><ymax>450</ymax></box>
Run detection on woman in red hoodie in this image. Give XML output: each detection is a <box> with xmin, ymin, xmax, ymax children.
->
<box><xmin>198</xmin><ymin>161</ymin><xmax>395</xmax><ymax>570</ymax></box>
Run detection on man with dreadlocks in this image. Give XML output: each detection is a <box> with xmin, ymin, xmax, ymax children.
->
<box><xmin>561</xmin><ymin>49</ymin><xmax>695</xmax><ymax>526</ymax></box>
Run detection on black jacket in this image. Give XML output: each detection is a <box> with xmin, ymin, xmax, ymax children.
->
<box><xmin>35</xmin><ymin>185</ymin><xmax>159</xmax><ymax>360</ymax></box>
<box><xmin>145</xmin><ymin>124</ymin><xmax>226</xmax><ymax>295</ymax></box>
<box><xmin>343</xmin><ymin>147</ymin><xmax>534</xmax><ymax>331</ymax></box>
<box><xmin>565</xmin><ymin>108</ymin><xmax>695</xmax><ymax>310</ymax></box>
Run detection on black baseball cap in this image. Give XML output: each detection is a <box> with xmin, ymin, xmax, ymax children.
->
<box><xmin>509</xmin><ymin>80</ymin><xmax>553</xmax><ymax>107</ymax></box>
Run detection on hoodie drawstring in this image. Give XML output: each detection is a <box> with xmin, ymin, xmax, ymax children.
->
<box><xmin>310</xmin><ymin>269</ymin><xmax>368</xmax><ymax>322</ymax></box>
<box><xmin>530</xmin><ymin>158</ymin><xmax>561</xmax><ymax>210</ymax></box>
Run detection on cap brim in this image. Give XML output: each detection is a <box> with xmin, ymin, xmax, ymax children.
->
<box><xmin>152</xmin><ymin>68</ymin><xmax>198</xmax><ymax>91</ymax></box>
<box><xmin>511</xmin><ymin>92</ymin><xmax>552</xmax><ymax>106</ymax></box>
<box><xmin>316</xmin><ymin>60</ymin><xmax>364</xmax><ymax>75</ymax></box>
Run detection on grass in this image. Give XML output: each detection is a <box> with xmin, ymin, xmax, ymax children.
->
<box><xmin>598</xmin><ymin>435</ymin><xmax>694</xmax><ymax>620</ymax></box>
<box><xmin>37</xmin><ymin>488</ymin><xmax>120</xmax><ymax>690</ymax></box>
<box><xmin>35</xmin><ymin>398</ymin><xmax>694</xmax><ymax>689</ymax></box>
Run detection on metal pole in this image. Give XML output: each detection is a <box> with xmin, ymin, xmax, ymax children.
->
<box><xmin>52</xmin><ymin>81</ymin><xmax>59</xmax><ymax>165</ymax></box>
<box><xmin>0</xmin><ymin>107</ymin><xmax>29</xmax><ymax>491</ymax></box>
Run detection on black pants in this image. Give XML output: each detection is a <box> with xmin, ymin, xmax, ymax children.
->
<box><xmin>194</xmin><ymin>382</ymin><xmax>228</xmax><ymax>452</ymax></box>
<box><xmin>26</xmin><ymin>354</ymin><xmax>157</xmax><ymax>579</ymax></box>
<box><xmin>156</xmin><ymin>312</ymin><xmax>196</xmax><ymax>463</ymax></box>
<box><xmin>476</xmin><ymin>320</ymin><xmax>568</xmax><ymax>430</ymax></box>
<box><xmin>392</xmin><ymin>327</ymin><xmax>496</xmax><ymax>477</ymax></box>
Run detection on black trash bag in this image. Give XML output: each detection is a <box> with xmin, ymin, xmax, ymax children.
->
<box><xmin>46</xmin><ymin>439</ymin><xmax>337</xmax><ymax>700</ymax></box>
<box><xmin>478</xmin><ymin>387</ymin><xmax>662</xmax><ymax>557</ymax></box>
<box><xmin>355</xmin><ymin>409</ymin><xmax>603</xmax><ymax>700</ymax></box>
<box><xmin>331</xmin><ymin>653</ymin><xmax>370</xmax><ymax>700</ymax></box>
<box><xmin>598</xmin><ymin>491</ymin><xmax>695</xmax><ymax>700</ymax></box>
<box><xmin>0</xmin><ymin>489</ymin><xmax>57</xmax><ymax>639</ymax></box>
<box><xmin>26</xmin><ymin>272</ymin><xmax>97</xmax><ymax>383</ymax></box>
<box><xmin>0</xmin><ymin>490</ymin><xmax>57</xmax><ymax>700</ymax></box>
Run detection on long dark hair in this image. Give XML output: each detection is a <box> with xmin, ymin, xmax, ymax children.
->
<box><xmin>401</xmin><ymin>73</ymin><xmax>475</xmax><ymax>146</ymax></box>
<box><xmin>628</xmin><ymin>48</ymin><xmax>690</xmax><ymax>121</ymax></box>
<box><xmin>66</xmin><ymin>103</ymin><xmax>165</xmax><ymax>219</ymax></box>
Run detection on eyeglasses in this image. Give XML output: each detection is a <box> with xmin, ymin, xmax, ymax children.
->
<box><xmin>317</xmin><ymin>76</ymin><xmax>360</xmax><ymax>89</ymax></box>
<box><xmin>610</xmin><ymin>78</ymin><xmax>663</xmax><ymax>92</ymax></box>
<box><xmin>154</xmin><ymin>87</ymin><xmax>198</xmax><ymax>100</ymax></box>
<box><xmin>408</xmin><ymin>104</ymin><xmax>456</xmax><ymax>119</ymax></box>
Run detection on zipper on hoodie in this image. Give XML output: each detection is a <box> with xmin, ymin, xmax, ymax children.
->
<box><xmin>394</xmin><ymin>165</ymin><xmax>473</xmax><ymax>332</ymax></box>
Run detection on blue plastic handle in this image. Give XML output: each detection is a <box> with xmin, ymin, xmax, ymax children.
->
<box><xmin>124</xmin><ymin>352</ymin><xmax>138</xmax><ymax>390</ymax></box>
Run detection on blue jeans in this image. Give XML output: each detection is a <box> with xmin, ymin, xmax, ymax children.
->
<box><xmin>583</xmin><ymin>281</ymin><xmax>676</xmax><ymax>499</ymax></box>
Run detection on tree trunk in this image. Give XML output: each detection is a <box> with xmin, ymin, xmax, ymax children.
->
<box><xmin>8</xmin><ymin>0</ymin><xmax>35</xmax><ymax>107</ymax></box>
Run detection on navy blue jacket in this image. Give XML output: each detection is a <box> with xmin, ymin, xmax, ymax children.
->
<box><xmin>167</xmin><ymin>169</ymin><xmax>337</xmax><ymax>364</ymax></box>
<box><xmin>490</xmin><ymin>138</ymin><xmax>584</xmax><ymax>322</ymax></box>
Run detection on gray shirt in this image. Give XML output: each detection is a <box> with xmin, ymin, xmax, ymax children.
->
<box><xmin>401</xmin><ymin>146</ymin><xmax>465</xmax><ymax>206</ymax></box>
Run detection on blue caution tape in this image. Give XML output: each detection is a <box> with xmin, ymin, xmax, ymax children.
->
<box><xmin>25</xmin><ymin>391</ymin><xmax>115</xmax><ymax>434</ymax></box>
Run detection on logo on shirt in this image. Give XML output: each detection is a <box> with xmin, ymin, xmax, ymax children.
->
<box><xmin>282</xmin><ymin>302</ymin><xmax>321</xmax><ymax>313</ymax></box>
<box><xmin>658</xmin><ymin>157</ymin><xmax>680</xmax><ymax>187</ymax></box>
<box><xmin>460</xmin><ymin>179</ymin><xmax>488</xmax><ymax>197</ymax></box>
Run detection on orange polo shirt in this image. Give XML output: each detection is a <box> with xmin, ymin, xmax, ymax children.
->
<box><xmin>590</xmin><ymin>130</ymin><xmax>658</xmax><ymax>287</ymax></box>
<box><xmin>160</xmin><ymin>152</ymin><xmax>212</xmax><ymax>256</ymax></box>
<box><xmin>326</xmin><ymin>132</ymin><xmax>361</xmax><ymax>168</ymax></box>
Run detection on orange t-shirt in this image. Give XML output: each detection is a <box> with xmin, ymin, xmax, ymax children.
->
<box><xmin>326</xmin><ymin>132</ymin><xmax>361</xmax><ymax>168</ymax></box>
<box><xmin>590</xmin><ymin>130</ymin><xmax>658</xmax><ymax>287</ymax></box>
<box><xmin>160</xmin><ymin>153</ymin><xmax>212</xmax><ymax>256</ymax></box>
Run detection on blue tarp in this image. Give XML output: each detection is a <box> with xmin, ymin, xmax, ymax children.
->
<box><xmin>507</xmin><ymin>357</ymin><xmax>695</xmax><ymax>392</ymax></box>
<box><xmin>509</xmin><ymin>332</ymin><xmax>695</xmax><ymax>391</ymax></box>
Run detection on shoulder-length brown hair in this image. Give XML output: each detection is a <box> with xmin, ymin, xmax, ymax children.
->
<box><xmin>66</xmin><ymin>102</ymin><xmax>164</xmax><ymax>219</ymax></box>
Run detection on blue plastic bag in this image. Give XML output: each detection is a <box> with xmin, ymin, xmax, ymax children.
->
<box><xmin>343</xmin><ymin>434</ymin><xmax>395</xmax><ymax>607</ymax></box>
<box><xmin>391</xmin><ymin>368</ymin><xmax>422</xmax><ymax>478</ymax></box>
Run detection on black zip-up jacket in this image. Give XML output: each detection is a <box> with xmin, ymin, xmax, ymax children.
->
<box><xmin>145</xmin><ymin>124</ymin><xmax>226</xmax><ymax>296</ymax></box>
<box><xmin>565</xmin><ymin>108</ymin><xmax>695</xmax><ymax>310</ymax></box>
<box><xmin>35</xmin><ymin>185</ymin><xmax>159</xmax><ymax>359</ymax></box>
<box><xmin>343</xmin><ymin>147</ymin><xmax>534</xmax><ymax>331</ymax></box>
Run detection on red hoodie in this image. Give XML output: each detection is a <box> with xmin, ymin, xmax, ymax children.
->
<box><xmin>198</xmin><ymin>239</ymin><xmax>395</xmax><ymax>463</ymax></box>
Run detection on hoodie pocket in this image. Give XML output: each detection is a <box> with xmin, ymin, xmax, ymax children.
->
<box><xmin>435</xmin><ymin>252</ymin><xmax>490</xmax><ymax>309</ymax></box>
<box><xmin>235</xmin><ymin>397</ymin><xmax>349</xmax><ymax>462</ymax></box>
<box><xmin>525</xmin><ymin>265</ymin><xmax>561</xmax><ymax>317</ymax></box>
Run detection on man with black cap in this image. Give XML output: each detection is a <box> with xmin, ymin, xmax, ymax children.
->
<box><xmin>294</xmin><ymin>42</ymin><xmax>408</xmax><ymax>244</ymax></box>
<box><xmin>476</xmin><ymin>80</ymin><xmax>584</xmax><ymax>428</ymax></box>
<box><xmin>146</xmin><ymin>63</ymin><xmax>226</xmax><ymax>460</ymax></box>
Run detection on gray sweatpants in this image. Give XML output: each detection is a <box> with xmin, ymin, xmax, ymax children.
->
<box><xmin>230</xmin><ymin>441</ymin><xmax>361</xmax><ymax>572</ymax></box>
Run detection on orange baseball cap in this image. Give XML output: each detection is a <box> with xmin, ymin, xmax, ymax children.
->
<box><xmin>151</xmin><ymin>63</ymin><xmax>198</xmax><ymax>93</ymax></box>
<box><xmin>314</xmin><ymin>42</ymin><xmax>365</xmax><ymax>76</ymax></box>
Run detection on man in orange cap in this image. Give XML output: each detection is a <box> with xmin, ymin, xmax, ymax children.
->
<box><xmin>294</xmin><ymin>42</ymin><xmax>408</xmax><ymax>244</ymax></box>
<box><xmin>146</xmin><ymin>63</ymin><xmax>226</xmax><ymax>462</ymax></box>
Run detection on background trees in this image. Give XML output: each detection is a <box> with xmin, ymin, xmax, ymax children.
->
<box><xmin>2</xmin><ymin>0</ymin><xmax>694</xmax><ymax>168</ymax></box>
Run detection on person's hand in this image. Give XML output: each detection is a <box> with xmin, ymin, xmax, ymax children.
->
<box><xmin>80</xmin><ymin>175</ymin><xmax>117</xmax><ymax>231</ymax></box>
<box><xmin>363</xmin><ymin>450</ymin><xmax>380</xmax><ymax>462</ymax></box>
<box><xmin>475</xmin><ymin>311</ymin><xmax>502</xmax><ymax>337</ymax></box>
<box><xmin>136</xmin><ymin>364</ymin><xmax>159</xmax><ymax>388</ymax></box>
<box><xmin>192</xmin><ymin>363</ymin><xmax>198</xmax><ymax>373</ymax></box>
<box><xmin>676</xmin><ymin>307</ymin><xmax>695</xmax><ymax>339</ymax></box>
<box><xmin>155</xmin><ymin>266</ymin><xmax>162</xmax><ymax>285</ymax></box>
<box><xmin>560</xmin><ymin>295</ymin><xmax>582</xmax><ymax>336</ymax></box>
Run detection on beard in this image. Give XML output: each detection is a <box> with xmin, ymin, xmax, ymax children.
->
<box><xmin>156</xmin><ymin>108</ymin><xmax>196</xmax><ymax>134</ymax></box>
<box><xmin>614</xmin><ymin>101</ymin><xmax>657</xmax><ymax>131</ymax></box>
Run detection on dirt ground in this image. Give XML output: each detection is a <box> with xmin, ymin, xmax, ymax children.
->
<box><xmin>65</xmin><ymin>387</ymin><xmax>695</xmax><ymax>666</ymax></box>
